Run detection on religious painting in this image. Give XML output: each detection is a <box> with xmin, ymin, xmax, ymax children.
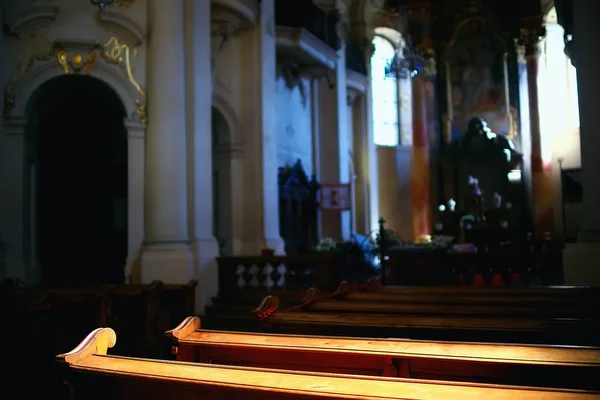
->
<box><xmin>445</xmin><ymin>17</ymin><xmax>513</xmax><ymax>142</ymax></box>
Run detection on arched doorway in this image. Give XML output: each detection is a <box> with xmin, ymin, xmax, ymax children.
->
<box><xmin>25</xmin><ymin>75</ymin><xmax>128</xmax><ymax>285</ymax></box>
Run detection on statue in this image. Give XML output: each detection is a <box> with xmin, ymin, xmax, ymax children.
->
<box><xmin>443</xmin><ymin>117</ymin><xmax>522</xmax><ymax>211</ymax></box>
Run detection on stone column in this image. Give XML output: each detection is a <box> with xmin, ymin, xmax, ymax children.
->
<box><xmin>365</xmin><ymin>67</ymin><xmax>380</xmax><ymax>234</ymax></box>
<box><xmin>140</xmin><ymin>0</ymin><xmax>193</xmax><ymax>283</ymax></box>
<box><xmin>183</xmin><ymin>0</ymin><xmax>220</xmax><ymax>312</ymax></box>
<box><xmin>521</xmin><ymin>26</ymin><xmax>556</xmax><ymax>236</ymax></box>
<box><xmin>406</xmin><ymin>4</ymin><xmax>435</xmax><ymax>239</ymax></box>
<box><xmin>411</xmin><ymin>75</ymin><xmax>431</xmax><ymax>238</ymax></box>
<box><xmin>563</xmin><ymin>0</ymin><xmax>600</xmax><ymax>285</ymax></box>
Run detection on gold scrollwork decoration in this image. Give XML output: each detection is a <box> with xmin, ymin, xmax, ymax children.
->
<box><xmin>98</xmin><ymin>37</ymin><xmax>147</xmax><ymax>123</ymax></box>
<box><xmin>117</xmin><ymin>0</ymin><xmax>135</xmax><ymax>9</ymax></box>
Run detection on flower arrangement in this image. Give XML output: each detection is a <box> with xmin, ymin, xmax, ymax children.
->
<box><xmin>315</xmin><ymin>237</ymin><xmax>337</xmax><ymax>252</ymax></box>
<box><xmin>260</xmin><ymin>245</ymin><xmax>275</xmax><ymax>256</ymax></box>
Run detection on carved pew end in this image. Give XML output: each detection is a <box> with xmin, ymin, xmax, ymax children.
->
<box><xmin>251</xmin><ymin>295</ymin><xmax>280</xmax><ymax>320</ymax></box>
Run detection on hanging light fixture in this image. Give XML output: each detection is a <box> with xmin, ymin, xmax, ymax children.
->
<box><xmin>90</xmin><ymin>0</ymin><xmax>115</xmax><ymax>11</ymax></box>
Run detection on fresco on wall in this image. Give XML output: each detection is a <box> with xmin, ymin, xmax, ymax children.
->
<box><xmin>446</xmin><ymin>17</ymin><xmax>512</xmax><ymax>140</ymax></box>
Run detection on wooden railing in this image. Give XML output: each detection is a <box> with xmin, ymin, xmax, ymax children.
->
<box><xmin>217</xmin><ymin>253</ymin><xmax>341</xmax><ymax>296</ymax></box>
<box><xmin>386</xmin><ymin>241</ymin><xmax>564</xmax><ymax>286</ymax></box>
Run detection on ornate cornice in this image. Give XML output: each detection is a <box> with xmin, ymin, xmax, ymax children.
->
<box><xmin>4</xmin><ymin>5</ymin><xmax>59</xmax><ymax>36</ymax></box>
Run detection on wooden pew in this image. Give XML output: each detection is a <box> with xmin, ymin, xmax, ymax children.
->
<box><xmin>254</xmin><ymin>294</ymin><xmax>600</xmax><ymax>346</ymax></box>
<box><xmin>361</xmin><ymin>279</ymin><xmax>600</xmax><ymax>300</ymax></box>
<box><xmin>2</xmin><ymin>288</ymin><xmax>110</xmax><ymax>400</ymax></box>
<box><xmin>107</xmin><ymin>280</ymin><xmax>167</xmax><ymax>357</ymax></box>
<box><xmin>2</xmin><ymin>279</ymin><xmax>197</xmax><ymax>358</ymax></box>
<box><xmin>167</xmin><ymin>316</ymin><xmax>600</xmax><ymax>390</ymax></box>
<box><xmin>301</xmin><ymin>283</ymin><xmax>600</xmax><ymax>319</ymax></box>
<box><xmin>57</xmin><ymin>327</ymin><xmax>600</xmax><ymax>400</ymax></box>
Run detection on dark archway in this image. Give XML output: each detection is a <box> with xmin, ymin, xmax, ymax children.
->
<box><xmin>25</xmin><ymin>75</ymin><xmax>128</xmax><ymax>285</ymax></box>
<box><xmin>212</xmin><ymin>106</ymin><xmax>233</xmax><ymax>255</ymax></box>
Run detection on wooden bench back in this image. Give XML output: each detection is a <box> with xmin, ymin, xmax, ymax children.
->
<box><xmin>167</xmin><ymin>316</ymin><xmax>600</xmax><ymax>390</ymax></box>
<box><xmin>58</xmin><ymin>327</ymin><xmax>600</xmax><ymax>400</ymax></box>
<box><xmin>255</xmin><ymin>294</ymin><xmax>600</xmax><ymax>346</ymax></box>
<box><xmin>362</xmin><ymin>279</ymin><xmax>600</xmax><ymax>296</ymax></box>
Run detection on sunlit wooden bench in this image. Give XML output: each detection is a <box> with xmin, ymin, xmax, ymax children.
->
<box><xmin>57</xmin><ymin>327</ymin><xmax>600</xmax><ymax>400</ymax></box>
<box><xmin>167</xmin><ymin>316</ymin><xmax>600</xmax><ymax>390</ymax></box>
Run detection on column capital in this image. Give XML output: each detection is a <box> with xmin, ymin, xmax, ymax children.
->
<box><xmin>211</xmin><ymin>4</ymin><xmax>243</xmax><ymax>71</ymax></box>
<box><xmin>517</xmin><ymin>15</ymin><xmax>546</xmax><ymax>57</ymax></box>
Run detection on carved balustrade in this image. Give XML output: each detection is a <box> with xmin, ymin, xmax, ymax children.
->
<box><xmin>217</xmin><ymin>253</ymin><xmax>341</xmax><ymax>296</ymax></box>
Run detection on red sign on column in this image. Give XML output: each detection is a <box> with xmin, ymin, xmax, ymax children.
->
<box><xmin>319</xmin><ymin>184</ymin><xmax>351</xmax><ymax>211</ymax></box>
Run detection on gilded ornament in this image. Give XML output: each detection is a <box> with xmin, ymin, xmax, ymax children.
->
<box><xmin>53</xmin><ymin>44</ymin><xmax>101</xmax><ymax>74</ymax></box>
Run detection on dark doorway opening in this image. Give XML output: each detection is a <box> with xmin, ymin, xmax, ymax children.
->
<box><xmin>26</xmin><ymin>75</ymin><xmax>128</xmax><ymax>285</ymax></box>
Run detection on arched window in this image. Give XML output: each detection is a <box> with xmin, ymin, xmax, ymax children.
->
<box><xmin>538</xmin><ymin>7</ymin><xmax>580</xmax><ymax>164</ymax></box>
<box><xmin>371</xmin><ymin>33</ymin><xmax>400</xmax><ymax>146</ymax></box>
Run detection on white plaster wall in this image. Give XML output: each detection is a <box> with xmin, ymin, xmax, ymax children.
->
<box><xmin>276</xmin><ymin>76</ymin><xmax>313</xmax><ymax>176</ymax></box>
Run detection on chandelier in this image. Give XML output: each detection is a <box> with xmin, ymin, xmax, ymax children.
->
<box><xmin>90</xmin><ymin>0</ymin><xmax>115</xmax><ymax>11</ymax></box>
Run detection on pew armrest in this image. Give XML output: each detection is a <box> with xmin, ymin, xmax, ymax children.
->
<box><xmin>334</xmin><ymin>281</ymin><xmax>349</xmax><ymax>298</ymax></box>
<box><xmin>252</xmin><ymin>295</ymin><xmax>280</xmax><ymax>318</ymax></box>
<box><xmin>56</xmin><ymin>327</ymin><xmax>117</xmax><ymax>365</ymax></box>
<box><xmin>301</xmin><ymin>287</ymin><xmax>319</xmax><ymax>302</ymax></box>
<box><xmin>166</xmin><ymin>316</ymin><xmax>201</xmax><ymax>340</ymax></box>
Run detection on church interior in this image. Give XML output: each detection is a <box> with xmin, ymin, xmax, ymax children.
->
<box><xmin>1</xmin><ymin>0</ymin><xmax>600</xmax><ymax>398</ymax></box>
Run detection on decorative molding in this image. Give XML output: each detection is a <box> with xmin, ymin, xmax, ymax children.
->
<box><xmin>211</xmin><ymin>0</ymin><xmax>259</xmax><ymax>28</ymax></box>
<box><xmin>98</xmin><ymin>37</ymin><xmax>146</xmax><ymax>123</ymax></box>
<box><xmin>276</xmin><ymin>58</ymin><xmax>307</xmax><ymax>107</ymax></box>
<box><xmin>346</xmin><ymin>69</ymin><xmax>368</xmax><ymax>96</ymax></box>
<box><xmin>116</xmin><ymin>0</ymin><xmax>136</xmax><ymax>9</ymax></box>
<box><xmin>347</xmin><ymin>89</ymin><xmax>361</xmax><ymax>105</ymax></box>
<box><xmin>4</xmin><ymin>6</ymin><xmax>59</xmax><ymax>35</ymax></box>
<box><xmin>275</xmin><ymin>27</ymin><xmax>337</xmax><ymax>72</ymax></box>
<box><xmin>3</xmin><ymin>35</ymin><xmax>146</xmax><ymax>123</ymax></box>
<box><xmin>97</xmin><ymin>11</ymin><xmax>145</xmax><ymax>47</ymax></box>
<box><xmin>211</xmin><ymin>4</ymin><xmax>243</xmax><ymax>74</ymax></box>
<box><xmin>3</xmin><ymin>34</ymin><xmax>55</xmax><ymax>117</ymax></box>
